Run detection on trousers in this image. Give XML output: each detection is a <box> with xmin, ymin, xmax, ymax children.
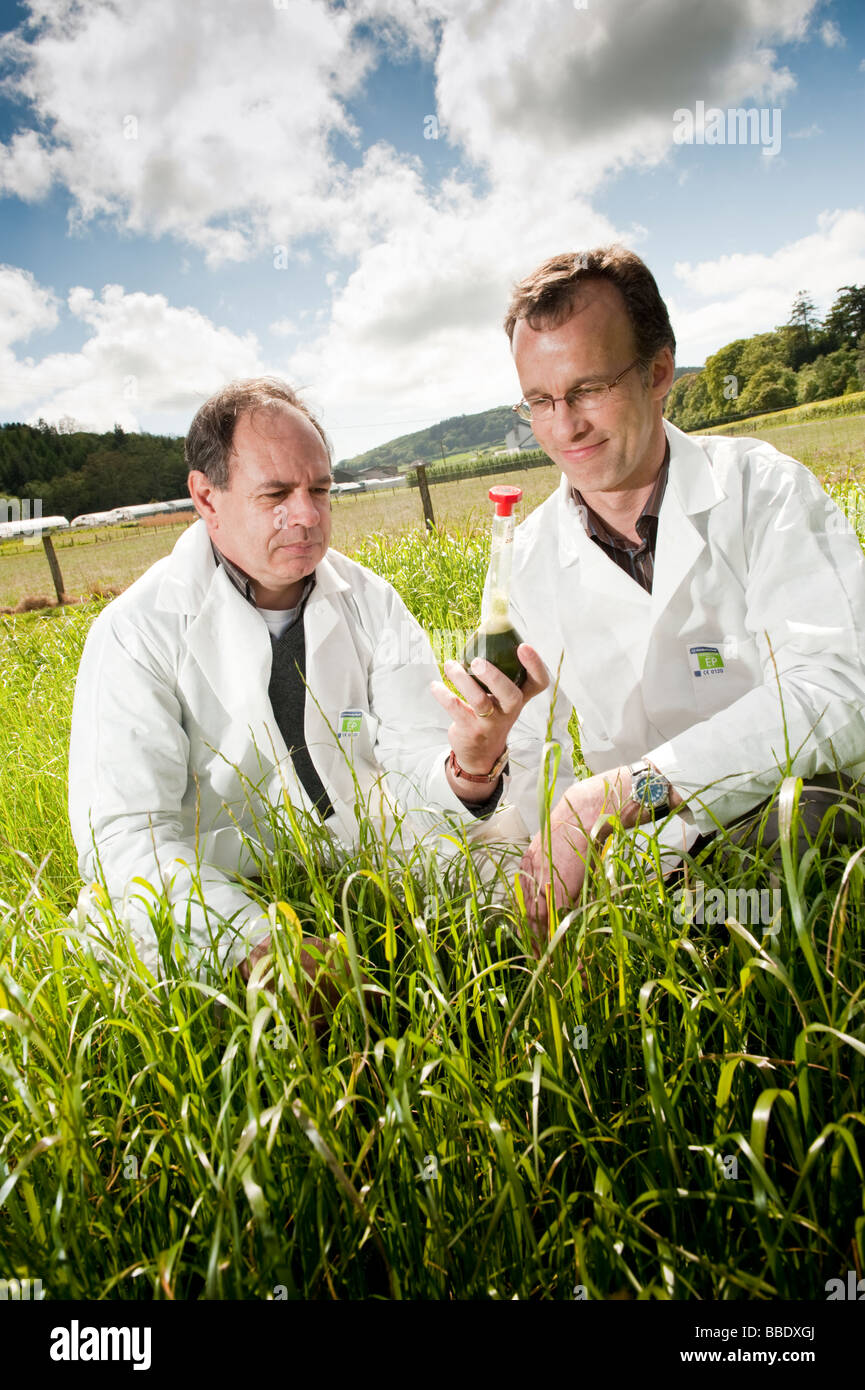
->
<box><xmin>684</xmin><ymin>771</ymin><xmax>862</xmax><ymax>874</ymax></box>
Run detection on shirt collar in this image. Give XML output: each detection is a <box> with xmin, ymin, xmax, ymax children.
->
<box><xmin>210</xmin><ymin>540</ymin><xmax>255</xmax><ymax>602</ymax></box>
<box><xmin>210</xmin><ymin>540</ymin><xmax>315</xmax><ymax>610</ymax></box>
<box><xmin>572</xmin><ymin>438</ymin><xmax>670</xmax><ymax>547</ymax></box>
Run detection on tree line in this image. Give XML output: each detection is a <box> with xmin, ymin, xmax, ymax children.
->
<box><xmin>0</xmin><ymin>423</ymin><xmax>187</xmax><ymax>519</ymax></box>
<box><xmin>665</xmin><ymin>285</ymin><xmax>865</xmax><ymax>430</ymax></box>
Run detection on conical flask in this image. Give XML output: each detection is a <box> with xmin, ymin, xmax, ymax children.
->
<box><xmin>461</xmin><ymin>485</ymin><xmax>527</xmax><ymax>692</ymax></box>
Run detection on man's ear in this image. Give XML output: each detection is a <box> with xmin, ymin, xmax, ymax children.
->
<box><xmin>651</xmin><ymin>347</ymin><xmax>675</xmax><ymax>400</ymax></box>
<box><xmin>188</xmin><ymin>470</ymin><xmax>219</xmax><ymax>528</ymax></box>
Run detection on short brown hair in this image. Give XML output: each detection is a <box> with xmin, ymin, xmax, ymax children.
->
<box><xmin>504</xmin><ymin>246</ymin><xmax>676</xmax><ymax>366</ymax></box>
<box><xmin>184</xmin><ymin>377</ymin><xmax>332</xmax><ymax>489</ymax></box>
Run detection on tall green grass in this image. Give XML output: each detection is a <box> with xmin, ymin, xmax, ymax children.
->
<box><xmin>352</xmin><ymin>527</ymin><xmax>488</xmax><ymax>632</ymax></box>
<box><xmin>1</xmin><ymin>509</ymin><xmax>864</xmax><ymax>1300</ymax></box>
<box><xmin>2</xmin><ymin>775</ymin><xmax>863</xmax><ymax>1299</ymax></box>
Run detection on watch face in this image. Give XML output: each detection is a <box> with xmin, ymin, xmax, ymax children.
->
<box><xmin>635</xmin><ymin>771</ymin><xmax>669</xmax><ymax>809</ymax></box>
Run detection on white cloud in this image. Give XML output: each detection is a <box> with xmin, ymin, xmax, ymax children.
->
<box><xmin>0</xmin><ymin>279</ymin><xmax>265</xmax><ymax>430</ymax></box>
<box><xmin>0</xmin><ymin>130</ymin><xmax>54</xmax><ymax>201</ymax></box>
<box><xmin>789</xmin><ymin>122</ymin><xmax>822</xmax><ymax>138</ymax></box>
<box><xmin>4</xmin><ymin>209</ymin><xmax>861</xmax><ymax>456</ymax></box>
<box><xmin>0</xmin><ymin>264</ymin><xmax>58</xmax><ymax>349</ymax></box>
<box><xmin>432</xmin><ymin>0</ymin><xmax>816</xmax><ymax>191</ymax></box>
<box><xmin>288</xmin><ymin>182</ymin><xmax>620</xmax><ymax>459</ymax></box>
<box><xmin>0</xmin><ymin>0</ymin><xmax>824</xmax><ymax>265</ymax></box>
<box><xmin>344</xmin><ymin>0</ymin><xmax>441</xmax><ymax>59</ymax></box>
<box><xmin>0</xmin><ymin>0</ymin><xmax>374</xmax><ymax>265</ymax></box>
<box><xmin>0</xmin><ymin>0</ymin><xmax>851</xmax><ymax>454</ymax></box>
<box><xmin>819</xmin><ymin>19</ymin><xmax>845</xmax><ymax>48</ymax></box>
<box><xmin>293</xmin><ymin>0</ymin><xmax>828</xmax><ymax>454</ymax></box>
<box><xmin>671</xmin><ymin>208</ymin><xmax>865</xmax><ymax>362</ymax></box>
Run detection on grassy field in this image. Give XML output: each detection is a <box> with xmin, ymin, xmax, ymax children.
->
<box><xmin>1</xmin><ymin>412</ymin><xmax>864</xmax><ymax>1301</ymax></box>
<box><xmin>0</xmin><ymin>524</ymin><xmax>195</xmax><ymax>611</ymax></box>
<box><xmin>703</xmin><ymin>413</ymin><xmax>864</xmax><ymax>487</ymax></box>
<box><xmin>703</xmin><ymin>390</ymin><xmax>865</xmax><ymax>437</ymax></box>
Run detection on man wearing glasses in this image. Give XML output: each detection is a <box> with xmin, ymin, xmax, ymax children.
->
<box><xmin>480</xmin><ymin>247</ymin><xmax>865</xmax><ymax>939</ymax></box>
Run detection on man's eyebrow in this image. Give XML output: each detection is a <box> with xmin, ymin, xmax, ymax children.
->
<box><xmin>257</xmin><ymin>475</ymin><xmax>333</xmax><ymax>492</ymax></box>
<box><xmin>523</xmin><ymin>373</ymin><xmax>601</xmax><ymax>397</ymax></box>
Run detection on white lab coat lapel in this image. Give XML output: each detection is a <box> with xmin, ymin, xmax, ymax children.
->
<box><xmin>161</xmin><ymin>524</ymin><xmax>281</xmax><ymax>759</ymax></box>
<box><xmin>159</xmin><ymin>522</ymin><xmax>299</xmax><ymax>803</ymax></box>
<box><xmin>542</xmin><ymin>423</ymin><xmax>727</xmax><ymax>742</ymax></box>
<box><xmin>160</xmin><ymin>528</ymin><xmax>373</xmax><ymax>828</ymax></box>
<box><xmin>185</xmin><ymin>566</ymin><xmax>278</xmax><ymax>741</ymax></box>
<box><xmin>551</xmin><ymin>478</ymin><xmax>652</xmax><ymax>736</ymax></box>
<box><xmin>649</xmin><ymin>422</ymin><xmax>727</xmax><ymax>622</ymax></box>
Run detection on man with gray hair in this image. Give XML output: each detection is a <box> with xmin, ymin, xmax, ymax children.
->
<box><xmin>68</xmin><ymin>377</ymin><xmax>546</xmax><ymax>980</ymax></box>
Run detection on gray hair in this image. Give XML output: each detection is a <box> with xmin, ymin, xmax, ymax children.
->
<box><xmin>184</xmin><ymin>377</ymin><xmax>332</xmax><ymax>488</ymax></box>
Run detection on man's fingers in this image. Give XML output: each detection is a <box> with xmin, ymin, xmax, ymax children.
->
<box><xmin>459</xmin><ymin>646</ymin><xmax>550</xmax><ymax>713</ymax></box>
<box><xmin>439</xmin><ymin>647</ymin><xmax>549</xmax><ymax>723</ymax></box>
<box><xmin>239</xmin><ymin>933</ymin><xmax>271</xmax><ymax>985</ymax></box>
<box><xmin>515</xmin><ymin>644</ymin><xmax>550</xmax><ymax>698</ymax></box>
<box><xmin>430</xmin><ymin>680</ymin><xmax>499</xmax><ymax>733</ymax></box>
<box><xmin>441</xmin><ymin>660</ymin><xmax>504</xmax><ymax>717</ymax></box>
<box><xmin>431</xmin><ymin>682</ymin><xmax>504</xmax><ymax>761</ymax></box>
<box><xmin>463</xmin><ymin>659</ymin><xmax>524</xmax><ymax>717</ymax></box>
<box><xmin>429</xmin><ymin>679</ymin><xmax>476</xmax><ymax>720</ymax></box>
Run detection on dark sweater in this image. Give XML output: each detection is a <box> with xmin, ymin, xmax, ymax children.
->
<box><xmin>210</xmin><ymin>542</ymin><xmax>501</xmax><ymax>821</ymax></box>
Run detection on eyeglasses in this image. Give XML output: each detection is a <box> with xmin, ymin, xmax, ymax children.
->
<box><xmin>513</xmin><ymin>357</ymin><xmax>644</xmax><ymax>423</ymax></box>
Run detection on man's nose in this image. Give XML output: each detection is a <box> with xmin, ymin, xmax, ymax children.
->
<box><xmin>279</xmin><ymin>490</ymin><xmax>320</xmax><ymax>529</ymax></box>
<box><xmin>549</xmin><ymin>396</ymin><xmax>591</xmax><ymax>443</ymax></box>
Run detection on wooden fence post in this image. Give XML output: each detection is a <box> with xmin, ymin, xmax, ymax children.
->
<box><xmin>407</xmin><ymin>459</ymin><xmax>436</xmax><ymax>530</ymax></box>
<box><xmin>41</xmin><ymin>534</ymin><xmax>66</xmax><ymax>603</ymax></box>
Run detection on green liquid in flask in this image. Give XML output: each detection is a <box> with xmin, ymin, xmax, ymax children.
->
<box><xmin>461</xmin><ymin>485</ymin><xmax>528</xmax><ymax>691</ymax></box>
<box><xmin>462</xmin><ymin>605</ymin><xmax>527</xmax><ymax>691</ymax></box>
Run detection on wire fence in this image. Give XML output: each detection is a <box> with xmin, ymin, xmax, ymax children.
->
<box><xmin>0</xmin><ymin>487</ymin><xmax>420</xmax><ymax>611</ymax></box>
<box><xmin>0</xmin><ymin>518</ymin><xmax>197</xmax><ymax>612</ymax></box>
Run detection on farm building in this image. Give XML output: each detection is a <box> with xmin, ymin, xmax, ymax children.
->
<box><xmin>504</xmin><ymin>418</ymin><xmax>540</xmax><ymax>454</ymax></box>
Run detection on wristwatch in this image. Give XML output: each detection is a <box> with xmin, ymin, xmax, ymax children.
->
<box><xmin>628</xmin><ymin>761</ymin><xmax>672</xmax><ymax>815</ymax></box>
<box><xmin>448</xmin><ymin>747</ymin><xmax>509</xmax><ymax>784</ymax></box>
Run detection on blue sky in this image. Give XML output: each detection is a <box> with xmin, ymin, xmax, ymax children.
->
<box><xmin>0</xmin><ymin>0</ymin><xmax>862</xmax><ymax>461</ymax></box>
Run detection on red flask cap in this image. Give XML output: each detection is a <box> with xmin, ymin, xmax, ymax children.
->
<box><xmin>489</xmin><ymin>485</ymin><xmax>523</xmax><ymax>516</ymax></box>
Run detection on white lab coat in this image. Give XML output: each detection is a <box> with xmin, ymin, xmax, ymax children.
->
<box><xmin>68</xmin><ymin>518</ymin><xmax>486</xmax><ymax>972</ymax></box>
<box><xmin>504</xmin><ymin>419</ymin><xmax>865</xmax><ymax>854</ymax></box>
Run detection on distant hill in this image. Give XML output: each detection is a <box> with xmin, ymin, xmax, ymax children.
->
<box><xmin>338</xmin><ymin>407</ymin><xmax>515</xmax><ymax>473</ymax></box>
<box><xmin>338</xmin><ymin>369</ymin><xmax>701</xmax><ymax>473</ymax></box>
